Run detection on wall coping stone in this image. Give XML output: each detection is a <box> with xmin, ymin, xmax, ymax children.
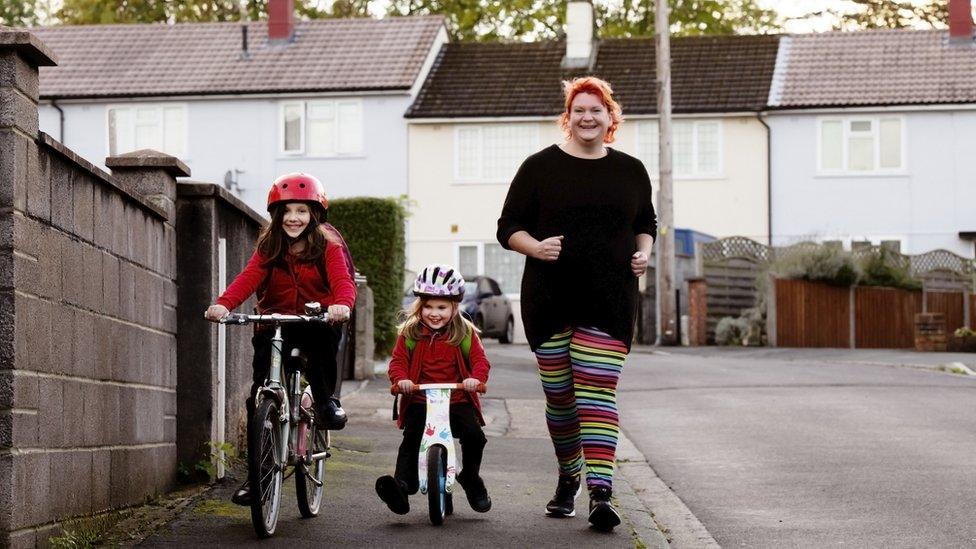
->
<box><xmin>39</xmin><ymin>132</ymin><xmax>166</xmax><ymax>219</ymax></box>
<box><xmin>106</xmin><ymin>150</ymin><xmax>190</xmax><ymax>178</ymax></box>
<box><xmin>0</xmin><ymin>30</ymin><xmax>58</xmax><ymax>66</ymax></box>
<box><xmin>177</xmin><ymin>181</ymin><xmax>267</xmax><ymax>227</ymax></box>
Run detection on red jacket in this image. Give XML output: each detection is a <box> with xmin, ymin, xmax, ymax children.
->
<box><xmin>216</xmin><ymin>236</ymin><xmax>356</xmax><ymax>314</ymax></box>
<box><xmin>388</xmin><ymin>325</ymin><xmax>491</xmax><ymax>428</ymax></box>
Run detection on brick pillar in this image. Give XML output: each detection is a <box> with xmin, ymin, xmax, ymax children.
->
<box><xmin>105</xmin><ymin>150</ymin><xmax>189</xmax><ymax>222</ymax></box>
<box><xmin>687</xmin><ymin>278</ymin><xmax>708</xmax><ymax>346</ymax></box>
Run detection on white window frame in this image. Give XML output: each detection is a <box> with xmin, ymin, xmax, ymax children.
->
<box><xmin>279</xmin><ymin>101</ymin><xmax>305</xmax><ymax>156</ymax></box>
<box><xmin>105</xmin><ymin>103</ymin><xmax>188</xmax><ymax>160</ymax></box>
<box><xmin>278</xmin><ymin>99</ymin><xmax>364</xmax><ymax>158</ymax></box>
<box><xmin>453</xmin><ymin>241</ymin><xmax>523</xmax><ymax>298</ymax></box>
<box><xmin>634</xmin><ymin>119</ymin><xmax>724</xmax><ymax>180</ymax></box>
<box><xmin>816</xmin><ymin>115</ymin><xmax>907</xmax><ymax>176</ymax></box>
<box><xmin>453</xmin><ymin>123</ymin><xmax>540</xmax><ymax>184</ymax></box>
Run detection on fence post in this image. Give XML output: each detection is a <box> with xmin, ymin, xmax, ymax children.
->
<box><xmin>849</xmin><ymin>286</ymin><xmax>856</xmax><ymax>349</ymax></box>
<box><xmin>766</xmin><ymin>274</ymin><xmax>777</xmax><ymax>347</ymax></box>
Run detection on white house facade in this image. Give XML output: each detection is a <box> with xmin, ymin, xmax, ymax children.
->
<box><xmin>33</xmin><ymin>11</ymin><xmax>447</xmax><ymax>215</ymax></box>
<box><xmin>767</xmin><ymin>27</ymin><xmax>976</xmax><ymax>258</ymax></box>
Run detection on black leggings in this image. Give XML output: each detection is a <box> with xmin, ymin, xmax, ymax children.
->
<box><xmin>395</xmin><ymin>403</ymin><xmax>487</xmax><ymax>494</ymax></box>
<box><xmin>249</xmin><ymin>323</ymin><xmax>342</xmax><ymax>409</ymax></box>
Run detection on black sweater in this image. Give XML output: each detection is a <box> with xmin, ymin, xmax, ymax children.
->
<box><xmin>496</xmin><ymin>144</ymin><xmax>657</xmax><ymax>351</ymax></box>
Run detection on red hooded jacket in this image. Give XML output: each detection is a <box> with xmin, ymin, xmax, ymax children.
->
<box><xmin>216</xmin><ymin>234</ymin><xmax>356</xmax><ymax>314</ymax></box>
<box><xmin>388</xmin><ymin>325</ymin><xmax>491</xmax><ymax>428</ymax></box>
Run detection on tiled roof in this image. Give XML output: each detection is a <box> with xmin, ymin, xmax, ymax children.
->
<box><xmin>32</xmin><ymin>16</ymin><xmax>444</xmax><ymax>98</ymax></box>
<box><xmin>771</xmin><ymin>29</ymin><xmax>976</xmax><ymax>107</ymax></box>
<box><xmin>406</xmin><ymin>35</ymin><xmax>780</xmax><ymax>118</ymax></box>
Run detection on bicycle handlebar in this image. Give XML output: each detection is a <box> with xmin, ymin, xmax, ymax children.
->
<box><xmin>218</xmin><ymin>312</ymin><xmax>332</xmax><ymax>325</ymax></box>
<box><xmin>390</xmin><ymin>382</ymin><xmax>487</xmax><ymax>395</ymax></box>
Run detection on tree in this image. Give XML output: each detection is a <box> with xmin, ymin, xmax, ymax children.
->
<box><xmin>0</xmin><ymin>0</ymin><xmax>42</xmax><ymax>26</ymax></box>
<box><xmin>386</xmin><ymin>0</ymin><xmax>779</xmax><ymax>41</ymax></box>
<box><xmin>55</xmin><ymin>0</ymin><xmax>366</xmax><ymax>25</ymax></box>
<box><xmin>832</xmin><ymin>0</ymin><xmax>948</xmax><ymax>29</ymax></box>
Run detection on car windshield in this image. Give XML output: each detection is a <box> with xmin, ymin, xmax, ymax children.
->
<box><xmin>462</xmin><ymin>281</ymin><xmax>477</xmax><ymax>301</ymax></box>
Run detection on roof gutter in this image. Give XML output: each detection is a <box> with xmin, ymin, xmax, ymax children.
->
<box><xmin>757</xmin><ymin>111</ymin><xmax>772</xmax><ymax>246</ymax></box>
<box><xmin>50</xmin><ymin>98</ymin><xmax>65</xmax><ymax>144</ymax></box>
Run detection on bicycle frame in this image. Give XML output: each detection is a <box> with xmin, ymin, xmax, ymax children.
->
<box><xmin>417</xmin><ymin>384</ymin><xmax>459</xmax><ymax>496</ymax></box>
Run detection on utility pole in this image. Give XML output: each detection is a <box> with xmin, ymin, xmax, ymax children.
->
<box><xmin>655</xmin><ymin>0</ymin><xmax>678</xmax><ymax>346</ymax></box>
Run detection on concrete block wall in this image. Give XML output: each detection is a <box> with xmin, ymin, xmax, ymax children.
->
<box><xmin>0</xmin><ymin>32</ymin><xmax>186</xmax><ymax>547</ymax></box>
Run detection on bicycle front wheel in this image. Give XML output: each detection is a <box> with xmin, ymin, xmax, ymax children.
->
<box><xmin>427</xmin><ymin>445</ymin><xmax>447</xmax><ymax>526</ymax></box>
<box><xmin>296</xmin><ymin>426</ymin><xmax>328</xmax><ymax>517</ymax></box>
<box><xmin>248</xmin><ymin>398</ymin><xmax>284</xmax><ymax>538</ymax></box>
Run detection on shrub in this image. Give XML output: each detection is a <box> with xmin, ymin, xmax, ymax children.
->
<box><xmin>857</xmin><ymin>247</ymin><xmax>921</xmax><ymax>290</ymax></box>
<box><xmin>715</xmin><ymin>316</ymin><xmax>750</xmax><ymax>346</ymax></box>
<box><xmin>769</xmin><ymin>244</ymin><xmax>858</xmax><ymax>287</ymax></box>
<box><xmin>328</xmin><ymin>197</ymin><xmax>406</xmax><ymax>356</ymax></box>
<box><xmin>954</xmin><ymin>327</ymin><xmax>976</xmax><ymax>338</ymax></box>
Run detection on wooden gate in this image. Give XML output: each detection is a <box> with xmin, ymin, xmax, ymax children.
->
<box><xmin>855</xmin><ymin>287</ymin><xmax>922</xmax><ymax>348</ymax></box>
<box><xmin>925</xmin><ymin>291</ymin><xmax>965</xmax><ymax>334</ymax></box>
<box><xmin>774</xmin><ymin>279</ymin><xmax>850</xmax><ymax>348</ymax></box>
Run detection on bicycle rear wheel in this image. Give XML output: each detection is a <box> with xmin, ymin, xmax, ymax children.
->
<box><xmin>296</xmin><ymin>426</ymin><xmax>328</xmax><ymax>517</ymax></box>
<box><xmin>248</xmin><ymin>398</ymin><xmax>283</xmax><ymax>538</ymax></box>
<box><xmin>427</xmin><ymin>445</ymin><xmax>447</xmax><ymax>526</ymax></box>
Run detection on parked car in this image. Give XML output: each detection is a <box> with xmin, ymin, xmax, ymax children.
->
<box><xmin>402</xmin><ymin>275</ymin><xmax>515</xmax><ymax>343</ymax></box>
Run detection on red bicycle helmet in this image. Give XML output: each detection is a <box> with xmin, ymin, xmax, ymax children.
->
<box><xmin>266</xmin><ymin>173</ymin><xmax>329</xmax><ymax>212</ymax></box>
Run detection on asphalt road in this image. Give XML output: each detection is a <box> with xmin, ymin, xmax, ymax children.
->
<box><xmin>618</xmin><ymin>347</ymin><xmax>976</xmax><ymax>548</ymax></box>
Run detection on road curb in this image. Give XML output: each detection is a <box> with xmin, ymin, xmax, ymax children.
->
<box><xmin>617</xmin><ymin>432</ymin><xmax>720</xmax><ymax>548</ymax></box>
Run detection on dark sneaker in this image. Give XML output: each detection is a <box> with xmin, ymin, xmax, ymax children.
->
<box><xmin>456</xmin><ymin>470</ymin><xmax>492</xmax><ymax>513</ymax></box>
<box><xmin>315</xmin><ymin>398</ymin><xmax>347</xmax><ymax>430</ymax></box>
<box><xmin>231</xmin><ymin>480</ymin><xmax>252</xmax><ymax>506</ymax></box>
<box><xmin>545</xmin><ymin>473</ymin><xmax>581</xmax><ymax>517</ymax></box>
<box><xmin>375</xmin><ymin>475</ymin><xmax>410</xmax><ymax>515</ymax></box>
<box><xmin>588</xmin><ymin>486</ymin><xmax>621</xmax><ymax>531</ymax></box>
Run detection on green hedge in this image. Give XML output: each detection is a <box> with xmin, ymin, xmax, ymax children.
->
<box><xmin>329</xmin><ymin>197</ymin><xmax>405</xmax><ymax>356</ymax></box>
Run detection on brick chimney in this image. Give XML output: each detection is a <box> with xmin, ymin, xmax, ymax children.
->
<box><xmin>268</xmin><ymin>0</ymin><xmax>295</xmax><ymax>43</ymax></box>
<box><xmin>562</xmin><ymin>0</ymin><xmax>596</xmax><ymax>70</ymax></box>
<box><xmin>950</xmin><ymin>0</ymin><xmax>973</xmax><ymax>43</ymax></box>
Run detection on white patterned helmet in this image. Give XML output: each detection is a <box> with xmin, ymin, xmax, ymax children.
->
<box><xmin>413</xmin><ymin>264</ymin><xmax>465</xmax><ymax>302</ymax></box>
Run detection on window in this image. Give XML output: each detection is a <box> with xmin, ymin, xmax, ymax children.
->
<box><xmin>455</xmin><ymin>242</ymin><xmax>526</xmax><ymax>295</ymax></box>
<box><xmin>636</xmin><ymin>120</ymin><xmax>722</xmax><ymax>178</ymax></box>
<box><xmin>818</xmin><ymin>117</ymin><xmax>904</xmax><ymax>174</ymax></box>
<box><xmin>280</xmin><ymin>100</ymin><xmax>363</xmax><ymax>156</ymax></box>
<box><xmin>108</xmin><ymin>104</ymin><xmax>186</xmax><ymax>159</ymax></box>
<box><xmin>455</xmin><ymin>124</ymin><xmax>538</xmax><ymax>183</ymax></box>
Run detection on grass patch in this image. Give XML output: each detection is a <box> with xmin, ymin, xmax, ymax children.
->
<box><xmin>193</xmin><ymin>498</ymin><xmax>249</xmax><ymax>519</ymax></box>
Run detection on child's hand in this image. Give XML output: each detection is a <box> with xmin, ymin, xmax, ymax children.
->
<box><xmin>397</xmin><ymin>379</ymin><xmax>415</xmax><ymax>394</ymax></box>
<box><xmin>462</xmin><ymin>378</ymin><xmax>480</xmax><ymax>392</ymax></box>
<box><xmin>327</xmin><ymin>304</ymin><xmax>351</xmax><ymax>323</ymax></box>
<box><xmin>204</xmin><ymin>304</ymin><xmax>229</xmax><ymax>322</ymax></box>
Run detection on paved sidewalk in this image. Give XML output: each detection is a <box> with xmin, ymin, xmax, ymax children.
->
<box><xmin>141</xmin><ymin>378</ymin><xmax>669</xmax><ymax>547</ymax></box>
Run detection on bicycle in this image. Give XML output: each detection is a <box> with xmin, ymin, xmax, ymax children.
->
<box><xmin>391</xmin><ymin>381</ymin><xmax>487</xmax><ymax>526</ymax></box>
<box><xmin>219</xmin><ymin>303</ymin><xmax>337</xmax><ymax>538</ymax></box>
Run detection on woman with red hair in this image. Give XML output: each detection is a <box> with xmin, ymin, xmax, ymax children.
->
<box><xmin>497</xmin><ymin>76</ymin><xmax>656</xmax><ymax>531</ymax></box>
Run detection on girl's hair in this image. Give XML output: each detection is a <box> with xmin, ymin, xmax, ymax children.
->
<box><xmin>558</xmin><ymin>76</ymin><xmax>624</xmax><ymax>144</ymax></box>
<box><xmin>255</xmin><ymin>202</ymin><xmax>339</xmax><ymax>266</ymax></box>
<box><xmin>397</xmin><ymin>297</ymin><xmax>478</xmax><ymax>347</ymax></box>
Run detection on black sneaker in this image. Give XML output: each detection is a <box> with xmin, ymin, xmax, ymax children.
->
<box><xmin>456</xmin><ymin>470</ymin><xmax>492</xmax><ymax>513</ymax></box>
<box><xmin>315</xmin><ymin>398</ymin><xmax>347</xmax><ymax>430</ymax></box>
<box><xmin>375</xmin><ymin>475</ymin><xmax>410</xmax><ymax>515</ymax></box>
<box><xmin>545</xmin><ymin>473</ymin><xmax>581</xmax><ymax>517</ymax></box>
<box><xmin>230</xmin><ymin>480</ymin><xmax>252</xmax><ymax>506</ymax></box>
<box><xmin>588</xmin><ymin>486</ymin><xmax>621</xmax><ymax>531</ymax></box>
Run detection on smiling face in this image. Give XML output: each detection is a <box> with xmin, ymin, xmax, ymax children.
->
<box><xmin>421</xmin><ymin>297</ymin><xmax>456</xmax><ymax>330</ymax></box>
<box><xmin>281</xmin><ymin>202</ymin><xmax>311</xmax><ymax>238</ymax></box>
<box><xmin>567</xmin><ymin>92</ymin><xmax>610</xmax><ymax>145</ymax></box>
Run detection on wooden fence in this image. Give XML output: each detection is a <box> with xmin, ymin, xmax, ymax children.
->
<box><xmin>854</xmin><ymin>286</ymin><xmax>922</xmax><ymax>348</ymax></box>
<box><xmin>772</xmin><ymin>279</ymin><xmax>850</xmax><ymax>347</ymax></box>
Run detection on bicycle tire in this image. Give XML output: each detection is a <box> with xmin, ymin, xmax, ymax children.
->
<box><xmin>296</xmin><ymin>426</ymin><xmax>327</xmax><ymax>518</ymax></box>
<box><xmin>248</xmin><ymin>398</ymin><xmax>283</xmax><ymax>538</ymax></box>
<box><xmin>426</xmin><ymin>445</ymin><xmax>447</xmax><ymax>526</ymax></box>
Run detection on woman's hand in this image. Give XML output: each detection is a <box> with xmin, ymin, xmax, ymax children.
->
<box><xmin>397</xmin><ymin>379</ymin><xmax>415</xmax><ymax>394</ymax></box>
<box><xmin>631</xmin><ymin>251</ymin><xmax>649</xmax><ymax>277</ymax></box>
<box><xmin>204</xmin><ymin>304</ymin><xmax>229</xmax><ymax>322</ymax></box>
<box><xmin>462</xmin><ymin>377</ymin><xmax>480</xmax><ymax>392</ymax></box>
<box><xmin>534</xmin><ymin>235</ymin><xmax>564</xmax><ymax>262</ymax></box>
<box><xmin>327</xmin><ymin>304</ymin><xmax>351</xmax><ymax>323</ymax></box>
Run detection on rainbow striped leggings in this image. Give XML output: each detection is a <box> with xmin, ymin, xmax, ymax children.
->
<box><xmin>535</xmin><ymin>327</ymin><xmax>628</xmax><ymax>490</ymax></box>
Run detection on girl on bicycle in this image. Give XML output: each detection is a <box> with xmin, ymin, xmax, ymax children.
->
<box><xmin>375</xmin><ymin>264</ymin><xmax>492</xmax><ymax>515</ymax></box>
<box><xmin>204</xmin><ymin>173</ymin><xmax>357</xmax><ymax>505</ymax></box>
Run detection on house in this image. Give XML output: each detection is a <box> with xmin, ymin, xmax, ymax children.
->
<box><xmin>32</xmin><ymin>1</ymin><xmax>447</xmax><ymax>215</ymax></box>
<box><xmin>404</xmin><ymin>1</ymin><xmax>779</xmax><ymax>342</ymax></box>
<box><xmin>766</xmin><ymin>0</ymin><xmax>976</xmax><ymax>258</ymax></box>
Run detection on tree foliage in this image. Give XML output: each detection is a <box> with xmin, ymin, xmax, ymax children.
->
<box><xmin>791</xmin><ymin>0</ymin><xmax>950</xmax><ymax>31</ymax></box>
<box><xmin>0</xmin><ymin>0</ymin><xmax>41</xmax><ymax>25</ymax></box>
<box><xmin>387</xmin><ymin>0</ymin><xmax>779</xmax><ymax>41</ymax></box>
<box><xmin>55</xmin><ymin>0</ymin><xmax>369</xmax><ymax>25</ymax></box>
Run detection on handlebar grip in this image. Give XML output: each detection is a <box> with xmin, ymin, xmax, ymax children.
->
<box><xmin>219</xmin><ymin>313</ymin><xmax>248</xmax><ymax>324</ymax></box>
